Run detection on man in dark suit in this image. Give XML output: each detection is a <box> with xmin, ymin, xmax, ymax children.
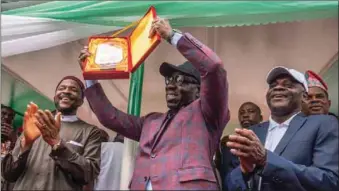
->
<box><xmin>79</xmin><ymin>17</ymin><xmax>229</xmax><ymax>190</ymax></box>
<box><xmin>215</xmin><ymin>102</ymin><xmax>263</xmax><ymax>190</ymax></box>
<box><xmin>226</xmin><ymin>66</ymin><xmax>338</xmax><ymax>191</ymax></box>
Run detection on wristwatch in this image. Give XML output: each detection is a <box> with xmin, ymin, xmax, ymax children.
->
<box><xmin>166</xmin><ymin>29</ymin><xmax>182</xmax><ymax>44</ymax></box>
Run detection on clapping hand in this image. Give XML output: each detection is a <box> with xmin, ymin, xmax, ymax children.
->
<box><xmin>21</xmin><ymin>102</ymin><xmax>41</xmax><ymax>149</ymax></box>
<box><xmin>227</xmin><ymin>128</ymin><xmax>267</xmax><ymax>174</ymax></box>
<box><xmin>34</xmin><ymin>110</ymin><xmax>61</xmax><ymax>146</ymax></box>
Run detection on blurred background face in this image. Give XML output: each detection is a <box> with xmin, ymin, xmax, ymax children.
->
<box><xmin>54</xmin><ymin>79</ymin><xmax>83</xmax><ymax>115</ymax></box>
<box><xmin>303</xmin><ymin>86</ymin><xmax>331</xmax><ymax>115</ymax></box>
<box><xmin>238</xmin><ymin>102</ymin><xmax>262</xmax><ymax>128</ymax></box>
<box><xmin>1</xmin><ymin>106</ymin><xmax>15</xmax><ymax>125</ymax></box>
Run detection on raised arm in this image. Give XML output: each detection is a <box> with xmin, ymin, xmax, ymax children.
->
<box><xmin>84</xmin><ymin>82</ymin><xmax>145</xmax><ymax>141</ymax></box>
<box><xmin>176</xmin><ymin>32</ymin><xmax>229</xmax><ymax>129</ymax></box>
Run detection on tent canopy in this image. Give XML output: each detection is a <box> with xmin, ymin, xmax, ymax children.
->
<box><xmin>3</xmin><ymin>1</ymin><xmax>338</xmax><ymax>27</ymax></box>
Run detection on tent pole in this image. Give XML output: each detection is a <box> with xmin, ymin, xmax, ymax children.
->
<box><xmin>120</xmin><ymin>63</ymin><xmax>144</xmax><ymax>189</ymax></box>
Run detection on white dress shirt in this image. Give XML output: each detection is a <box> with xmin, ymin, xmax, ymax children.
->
<box><xmin>265</xmin><ymin>112</ymin><xmax>299</xmax><ymax>152</ymax></box>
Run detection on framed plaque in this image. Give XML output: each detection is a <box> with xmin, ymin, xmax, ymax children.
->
<box><xmin>82</xmin><ymin>6</ymin><xmax>161</xmax><ymax>79</ymax></box>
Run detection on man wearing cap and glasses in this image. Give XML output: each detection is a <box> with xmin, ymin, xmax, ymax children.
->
<box><xmin>79</xmin><ymin>17</ymin><xmax>229</xmax><ymax>190</ymax></box>
<box><xmin>225</xmin><ymin>66</ymin><xmax>338</xmax><ymax>191</ymax></box>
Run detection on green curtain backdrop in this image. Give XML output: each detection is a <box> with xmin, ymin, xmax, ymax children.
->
<box><xmin>3</xmin><ymin>1</ymin><xmax>338</xmax><ymax>27</ymax></box>
<box><xmin>1</xmin><ymin>68</ymin><xmax>55</xmax><ymax>129</ymax></box>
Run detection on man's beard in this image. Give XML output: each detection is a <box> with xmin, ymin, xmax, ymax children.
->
<box><xmin>54</xmin><ymin>102</ymin><xmax>77</xmax><ymax>115</ymax></box>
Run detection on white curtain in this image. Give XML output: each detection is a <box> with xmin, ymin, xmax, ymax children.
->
<box><xmin>1</xmin><ymin>15</ymin><xmax>119</xmax><ymax>57</ymax></box>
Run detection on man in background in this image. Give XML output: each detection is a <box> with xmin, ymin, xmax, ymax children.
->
<box><xmin>215</xmin><ymin>102</ymin><xmax>263</xmax><ymax>190</ymax></box>
<box><xmin>1</xmin><ymin>105</ymin><xmax>17</xmax><ymax>152</ymax></box>
<box><xmin>1</xmin><ymin>105</ymin><xmax>17</xmax><ymax>191</ymax></box>
<box><xmin>302</xmin><ymin>70</ymin><xmax>332</xmax><ymax>116</ymax></box>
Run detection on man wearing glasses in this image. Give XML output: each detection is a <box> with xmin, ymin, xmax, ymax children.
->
<box><xmin>79</xmin><ymin>17</ymin><xmax>229</xmax><ymax>190</ymax></box>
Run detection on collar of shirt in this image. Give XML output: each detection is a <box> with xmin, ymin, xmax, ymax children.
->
<box><xmin>268</xmin><ymin>112</ymin><xmax>300</xmax><ymax>131</ymax></box>
<box><xmin>61</xmin><ymin>115</ymin><xmax>78</xmax><ymax>122</ymax></box>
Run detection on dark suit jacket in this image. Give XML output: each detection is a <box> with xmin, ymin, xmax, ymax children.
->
<box><xmin>225</xmin><ymin>114</ymin><xmax>338</xmax><ymax>191</ymax></box>
<box><xmin>85</xmin><ymin>33</ymin><xmax>230</xmax><ymax>190</ymax></box>
<box><xmin>215</xmin><ymin>135</ymin><xmax>239</xmax><ymax>191</ymax></box>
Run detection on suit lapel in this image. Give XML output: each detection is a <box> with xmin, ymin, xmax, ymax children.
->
<box><xmin>150</xmin><ymin>113</ymin><xmax>170</xmax><ymax>151</ymax></box>
<box><xmin>255</xmin><ymin>122</ymin><xmax>269</xmax><ymax>145</ymax></box>
<box><xmin>274</xmin><ymin>114</ymin><xmax>307</xmax><ymax>155</ymax></box>
<box><xmin>149</xmin><ymin>114</ymin><xmax>167</xmax><ymax>141</ymax></box>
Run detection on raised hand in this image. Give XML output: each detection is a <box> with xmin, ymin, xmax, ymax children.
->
<box><xmin>22</xmin><ymin>102</ymin><xmax>41</xmax><ymax>146</ymax></box>
<box><xmin>149</xmin><ymin>17</ymin><xmax>173</xmax><ymax>40</ymax></box>
<box><xmin>34</xmin><ymin>110</ymin><xmax>61</xmax><ymax>146</ymax></box>
<box><xmin>78</xmin><ymin>46</ymin><xmax>91</xmax><ymax>70</ymax></box>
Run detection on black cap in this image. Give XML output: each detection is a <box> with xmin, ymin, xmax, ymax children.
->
<box><xmin>159</xmin><ymin>61</ymin><xmax>201</xmax><ymax>83</ymax></box>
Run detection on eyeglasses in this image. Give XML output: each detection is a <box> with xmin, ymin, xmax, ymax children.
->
<box><xmin>165</xmin><ymin>74</ymin><xmax>199</xmax><ymax>86</ymax></box>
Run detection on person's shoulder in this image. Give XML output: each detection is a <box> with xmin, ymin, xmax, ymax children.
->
<box><xmin>305</xmin><ymin>114</ymin><xmax>337</xmax><ymax>124</ymax></box>
<box><xmin>76</xmin><ymin>119</ymin><xmax>99</xmax><ymax>131</ymax></box>
<box><xmin>303</xmin><ymin>114</ymin><xmax>338</xmax><ymax>133</ymax></box>
<box><xmin>249</xmin><ymin>121</ymin><xmax>269</xmax><ymax>132</ymax></box>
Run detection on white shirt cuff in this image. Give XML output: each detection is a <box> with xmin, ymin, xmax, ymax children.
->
<box><xmin>85</xmin><ymin>80</ymin><xmax>98</xmax><ymax>88</ymax></box>
<box><xmin>170</xmin><ymin>32</ymin><xmax>183</xmax><ymax>48</ymax></box>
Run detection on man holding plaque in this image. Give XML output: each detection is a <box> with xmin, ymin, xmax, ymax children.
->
<box><xmin>80</xmin><ymin>17</ymin><xmax>229</xmax><ymax>190</ymax></box>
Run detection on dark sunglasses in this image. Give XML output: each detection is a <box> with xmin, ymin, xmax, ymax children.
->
<box><xmin>165</xmin><ymin>74</ymin><xmax>199</xmax><ymax>86</ymax></box>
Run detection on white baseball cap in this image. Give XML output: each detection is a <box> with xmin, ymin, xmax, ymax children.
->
<box><xmin>266</xmin><ymin>66</ymin><xmax>308</xmax><ymax>92</ymax></box>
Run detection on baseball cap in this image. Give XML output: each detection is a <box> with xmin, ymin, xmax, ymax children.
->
<box><xmin>159</xmin><ymin>61</ymin><xmax>201</xmax><ymax>83</ymax></box>
<box><xmin>266</xmin><ymin>66</ymin><xmax>308</xmax><ymax>92</ymax></box>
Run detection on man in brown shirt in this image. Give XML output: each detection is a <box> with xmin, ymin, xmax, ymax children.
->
<box><xmin>2</xmin><ymin>76</ymin><xmax>102</xmax><ymax>190</ymax></box>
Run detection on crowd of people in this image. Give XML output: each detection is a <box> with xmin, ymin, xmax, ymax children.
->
<box><xmin>1</xmin><ymin>16</ymin><xmax>338</xmax><ymax>191</ymax></box>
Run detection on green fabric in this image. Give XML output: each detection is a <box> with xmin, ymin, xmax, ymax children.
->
<box><xmin>1</xmin><ymin>68</ymin><xmax>55</xmax><ymax>129</ymax></box>
<box><xmin>127</xmin><ymin>63</ymin><xmax>144</xmax><ymax>117</ymax></box>
<box><xmin>3</xmin><ymin>1</ymin><xmax>338</xmax><ymax>27</ymax></box>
